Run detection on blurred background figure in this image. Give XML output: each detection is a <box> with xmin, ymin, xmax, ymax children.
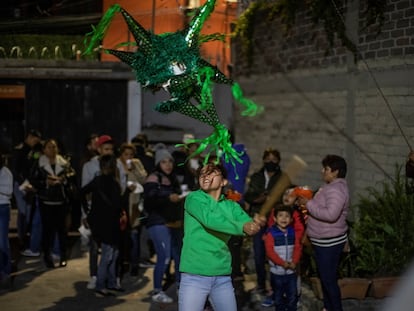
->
<box><xmin>0</xmin><ymin>152</ymin><xmax>13</xmax><ymax>286</ymax></box>
<box><xmin>11</xmin><ymin>129</ymin><xmax>42</xmax><ymax>257</ymax></box>
<box><xmin>29</xmin><ymin>139</ymin><xmax>76</xmax><ymax>268</ymax></box>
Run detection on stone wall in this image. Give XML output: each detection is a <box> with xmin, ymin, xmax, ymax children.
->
<box><xmin>232</xmin><ymin>0</ymin><xmax>414</xmax><ymax>203</ymax></box>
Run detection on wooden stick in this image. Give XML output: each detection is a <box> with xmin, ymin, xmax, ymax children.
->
<box><xmin>259</xmin><ymin>155</ymin><xmax>308</xmax><ymax>217</ymax></box>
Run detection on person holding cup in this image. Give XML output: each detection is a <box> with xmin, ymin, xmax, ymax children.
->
<box><xmin>117</xmin><ymin>143</ymin><xmax>147</xmax><ymax>276</ymax></box>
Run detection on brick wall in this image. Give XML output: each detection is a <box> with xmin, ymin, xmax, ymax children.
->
<box><xmin>232</xmin><ymin>0</ymin><xmax>414</xmax><ymax>203</ymax></box>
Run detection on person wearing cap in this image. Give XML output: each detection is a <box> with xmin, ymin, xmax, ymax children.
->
<box><xmin>81</xmin><ymin>134</ymin><xmax>114</xmax><ymax>289</ymax></box>
<box><xmin>143</xmin><ymin>146</ymin><xmax>184</xmax><ymax>303</ymax></box>
<box><xmin>11</xmin><ymin>129</ymin><xmax>42</xmax><ymax>257</ymax></box>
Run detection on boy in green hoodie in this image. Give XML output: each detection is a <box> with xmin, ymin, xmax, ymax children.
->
<box><xmin>179</xmin><ymin>163</ymin><xmax>266</xmax><ymax>311</ymax></box>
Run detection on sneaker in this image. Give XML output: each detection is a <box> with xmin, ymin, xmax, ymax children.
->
<box><xmin>87</xmin><ymin>276</ymin><xmax>97</xmax><ymax>289</ymax></box>
<box><xmin>152</xmin><ymin>291</ymin><xmax>173</xmax><ymax>303</ymax></box>
<box><xmin>95</xmin><ymin>289</ymin><xmax>115</xmax><ymax>297</ymax></box>
<box><xmin>261</xmin><ymin>294</ymin><xmax>275</xmax><ymax>307</ymax></box>
<box><xmin>20</xmin><ymin>249</ymin><xmax>40</xmax><ymax>257</ymax></box>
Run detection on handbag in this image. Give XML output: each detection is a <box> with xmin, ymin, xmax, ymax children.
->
<box><xmin>119</xmin><ymin>209</ymin><xmax>128</xmax><ymax>231</ymax></box>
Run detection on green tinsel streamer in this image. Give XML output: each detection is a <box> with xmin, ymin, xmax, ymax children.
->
<box><xmin>197</xmin><ymin>66</ymin><xmax>215</xmax><ymax>110</ymax></box>
<box><xmin>198</xmin><ymin>33</ymin><xmax>226</xmax><ymax>43</ymax></box>
<box><xmin>177</xmin><ymin>124</ymin><xmax>243</xmax><ymax>179</ymax></box>
<box><xmin>231</xmin><ymin>82</ymin><xmax>264</xmax><ymax>116</ymax></box>
<box><xmin>83</xmin><ymin>4</ymin><xmax>121</xmax><ymax>55</ymax></box>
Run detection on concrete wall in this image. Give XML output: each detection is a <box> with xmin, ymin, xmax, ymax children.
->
<box><xmin>232</xmin><ymin>0</ymin><xmax>414</xmax><ymax>203</ymax></box>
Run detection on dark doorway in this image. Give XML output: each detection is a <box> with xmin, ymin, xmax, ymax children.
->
<box><xmin>0</xmin><ymin>85</ymin><xmax>25</xmax><ymax>155</ymax></box>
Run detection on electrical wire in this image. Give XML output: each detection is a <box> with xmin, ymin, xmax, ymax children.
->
<box><xmin>329</xmin><ymin>0</ymin><xmax>412</xmax><ymax>151</ymax></box>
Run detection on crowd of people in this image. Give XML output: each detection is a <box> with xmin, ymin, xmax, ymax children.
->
<box><xmin>2</xmin><ymin>128</ymin><xmax>413</xmax><ymax>310</ymax></box>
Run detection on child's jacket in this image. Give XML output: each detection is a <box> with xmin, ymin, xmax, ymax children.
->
<box><xmin>264</xmin><ymin>225</ymin><xmax>302</xmax><ymax>275</ymax></box>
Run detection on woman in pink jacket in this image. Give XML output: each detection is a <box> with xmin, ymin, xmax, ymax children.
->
<box><xmin>298</xmin><ymin>155</ymin><xmax>349</xmax><ymax>311</ymax></box>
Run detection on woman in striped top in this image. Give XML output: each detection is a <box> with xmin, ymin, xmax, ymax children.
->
<box><xmin>297</xmin><ymin>155</ymin><xmax>349</xmax><ymax>311</ymax></box>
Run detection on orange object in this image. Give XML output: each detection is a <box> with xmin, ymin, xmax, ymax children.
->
<box><xmin>292</xmin><ymin>186</ymin><xmax>313</xmax><ymax>200</ymax></box>
<box><xmin>226</xmin><ymin>189</ymin><xmax>242</xmax><ymax>202</ymax></box>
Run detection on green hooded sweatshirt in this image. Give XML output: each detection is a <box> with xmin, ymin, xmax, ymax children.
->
<box><xmin>180</xmin><ymin>189</ymin><xmax>252</xmax><ymax>276</ymax></box>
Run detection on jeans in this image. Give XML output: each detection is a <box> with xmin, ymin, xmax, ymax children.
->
<box><xmin>13</xmin><ymin>184</ymin><xmax>42</xmax><ymax>252</ymax></box>
<box><xmin>0</xmin><ymin>204</ymin><xmax>11</xmax><ymax>279</ymax></box>
<box><xmin>253</xmin><ymin>226</ymin><xmax>267</xmax><ymax>289</ymax></box>
<box><xmin>313</xmin><ymin>243</ymin><xmax>345</xmax><ymax>311</ymax></box>
<box><xmin>179</xmin><ymin>273</ymin><xmax>237</xmax><ymax>311</ymax></box>
<box><xmin>89</xmin><ymin>238</ymin><xmax>98</xmax><ymax>277</ymax></box>
<box><xmin>130</xmin><ymin>228</ymin><xmax>141</xmax><ymax>269</ymax></box>
<box><xmin>271</xmin><ymin>273</ymin><xmax>297</xmax><ymax>311</ymax></box>
<box><xmin>96</xmin><ymin>243</ymin><xmax>119</xmax><ymax>290</ymax></box>
<box><xmin>29</xmin><ymin>197</ymin><xmax>42</xmax><ymax>253</ymax></box>
<box><xmin>147</xmin><ymin>224</ymin><xmax>171</xmax><ymax>291</ymax></box>
<box><xmin>170</xmin><ymin>227</ymin><xmax>183</xmax><ymax>284</ymax></box>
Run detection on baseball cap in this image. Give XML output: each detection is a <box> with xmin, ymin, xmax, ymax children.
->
<box><xmin>96</xmin><ymin>135</ymin><xmax>114</xmax><ymax>147</ymax></box>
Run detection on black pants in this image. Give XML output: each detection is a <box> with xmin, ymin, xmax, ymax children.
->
<box><xmin>39</xmin><ymin>201</ymin><xmax>68</xmax><ymax>261</ymax></box>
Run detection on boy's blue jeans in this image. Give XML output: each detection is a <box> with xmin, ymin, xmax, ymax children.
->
<box><xmin>179</xmin><ymin>273</ymin><xmax>237</xmax><ymax>311</ymax></box>
<box><xmin>271</xmin><ymin>272</ymin><xmax>297</xmax><ymax>311</ymax></box>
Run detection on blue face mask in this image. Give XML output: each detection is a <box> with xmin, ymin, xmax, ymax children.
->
<box><xmin>264</xmin><ymin>162</ymin><xmax>280</xmax><ymax>173</ymax></box>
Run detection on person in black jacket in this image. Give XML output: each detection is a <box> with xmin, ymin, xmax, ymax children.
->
<box><xmin>81</xmin><ymin>154</ymin><xmax>132</xmax><ymax>296</ymax></box>
<box><xmin>244</xmin><ymin>148</ymin><xmax>291</xmax><ymax>300</ymax></box>
<box><xmin>11</xmin><ymin>129</ymin><xmax>42</xmax><ymax>256</ymax></box>
<box><xmin>29</xmin><ymin>139</ymin><xmax>76</xmax><ymax>268</ymax></box>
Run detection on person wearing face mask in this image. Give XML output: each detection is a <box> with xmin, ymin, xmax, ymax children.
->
<box><xmin>244</xmin><ymin>148</ymin><xmax>292</xmax><ymax>302</ymax></box>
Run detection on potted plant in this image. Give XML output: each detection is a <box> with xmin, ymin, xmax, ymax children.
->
<box><xmin>352</xmin><ymin>165</ymin><xmax>414</xmax><ymax>298</ymax></box>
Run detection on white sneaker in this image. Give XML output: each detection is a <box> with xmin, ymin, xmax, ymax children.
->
<box><xmin>87</xmin><ymin>276</ymin><xmax>97</xmax><ymax>289</ymax></box>
<box><xmin>152</xmin><ymin>291</ymin><xmax>173</xmax><ymax>303</ymax></box>
<box><xmin>20</xmin><ymin>249</ymin><xmax>40</xmax><ymax>257</ymax></box>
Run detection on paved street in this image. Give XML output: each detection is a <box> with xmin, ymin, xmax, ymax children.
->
<box><xmin>1</xmin><ymin>209</ymin><xmax>321</xmax><ymax>311</ymax></box>
<box><xmin>0</xmin><ymin>233</ymin><xmax>284</xmax><ymax>311</ymax></box>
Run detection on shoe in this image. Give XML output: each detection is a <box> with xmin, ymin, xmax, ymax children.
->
<box><xmin>20</xmin><ymin>249</ymin><xmax>40</xmax><ymax>257</ymax></box>
<box><xmin>261</xmin><ymin>294</ymin><xmax>275</xmax><ymax>307</ymax></box>
<box><xmin>152</xmin><ymin>291</ymin><xmax>173</xmax><ymax>303</ymax></box>
<box><xmin>139</xmin><ymin>259</ymin><xmax>155</xmax><ymax>268</ymax></box>
<box><xmin>87</xmin><ymin>276</ymin><xmax>97</xmax><ymax>289</ymax></box>
<box><xmin>59</xmin><ymin>260</ymin><xmax>67</xmax><ymax>267</ymax></box>
<box><xmin>95</xmin><ymin>289</ymin><xmax>115</xmax><ymax>297</ymax></box>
